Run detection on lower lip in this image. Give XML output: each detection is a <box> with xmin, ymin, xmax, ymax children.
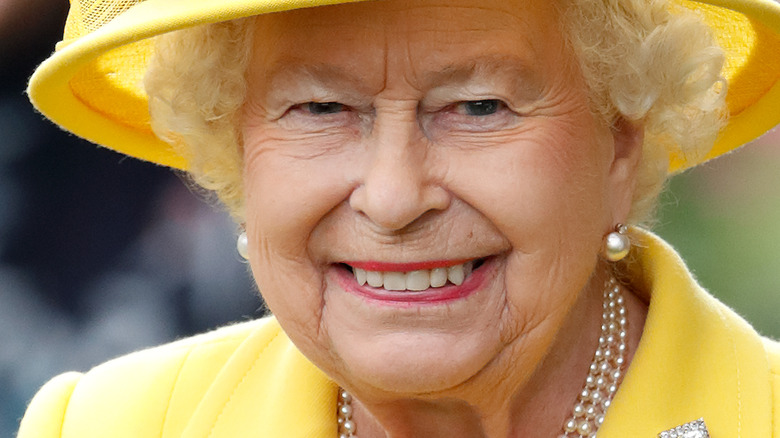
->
<box><xmin>332</xmin><ymin>258</ymin><xmax>495</xmax><ymax>305</ymax></box>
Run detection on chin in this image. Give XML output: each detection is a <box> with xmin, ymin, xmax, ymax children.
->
<box><xmin>323</xmin><ymin>312</ymin><xmax>506</xmax><ymax>395</ymax></box>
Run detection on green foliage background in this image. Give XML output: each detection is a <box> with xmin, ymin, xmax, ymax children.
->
<box><xmin>655</xmin><ymin>131</ymin><xmax>780</xmax><ymax>338</ymax></box>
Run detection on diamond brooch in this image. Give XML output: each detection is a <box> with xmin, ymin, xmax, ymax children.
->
<box><xmin>658</xmin><ymin>418</ymin><xmax>710</xmax><ymax>438</ymax></box>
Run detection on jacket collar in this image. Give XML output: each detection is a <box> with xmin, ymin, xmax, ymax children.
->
<box><xmin>599</xmin><ymin>229</ymin><xmax>772</xmax><ymax>437</ymax></box>
<box><xmin>181</xmin><ymin>322</ymin><xmax>338</xmax><ymax>437</ymax></box>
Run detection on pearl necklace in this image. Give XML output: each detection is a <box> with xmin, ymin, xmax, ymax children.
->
<box><xmin>337</xmin><ymin>390</ymin><xmax>356</xmax><ymax>438</ymax></box>
<box><xmin>337</xmin><ymin>276</ymin><xmax>628</xmax><ymax>438</ymax></box>
<box><xmin>560</xmin><ymin>276</ymin><xmax>627</xmax><ymax>437</ymax></box>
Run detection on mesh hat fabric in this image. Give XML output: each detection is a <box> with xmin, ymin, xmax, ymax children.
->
<box><xmin>28</xmin><ymin>0</ymin><xmax>780</xmax><ymax>171</ymax></box>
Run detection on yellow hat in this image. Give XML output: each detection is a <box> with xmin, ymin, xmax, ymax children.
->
<box><xmin>28</xmin><ymin>0</ymin><xmax>780</xmax><ymax>171</ymax></box>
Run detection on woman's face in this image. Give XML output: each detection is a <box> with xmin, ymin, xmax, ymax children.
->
<box><xmin>242</xmin><ymin>0</ymin><xmax>639</xmax><ymax>396</ymax></box>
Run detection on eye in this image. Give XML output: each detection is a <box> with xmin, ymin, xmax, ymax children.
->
<box><xmin>278</xmin><ymin>100</ymin><xmax>361</xmax><ymax>133</ymax></box>
<box><xmin>306</xmin><ymin>102</ymin><xmax>345</xmax><ymax>115</ymax></box>
<box><xmin>456</xmin><ymin>99</ymin><xmax>503</xmax><ymax>116</ymax></box>
<box><xmin>422</xmin><ymin>97</ymin><xmax>518</xmax><ymax>135</ymax></box>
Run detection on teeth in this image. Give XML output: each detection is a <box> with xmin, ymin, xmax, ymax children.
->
<box><xmin>366</xmin><ymin>270</ymin><xmax>383</xmax><ymax>287</ymax></box>
<box><xmin>447</xmin><ymin>264</ymin><xmax>465</xmax><ymax>286</ymax></box>
<box><xmin>351</xmin><ymin>261</ymin><xmax>477</xmax><ymax>291</ymax></box>
<box><xmin>430</xmin><ymin>268</ymin><xmax>448</xmax><ymax>288</ymax></box>
<box><xmin>383</xmin><ymin>272</ymin><xmax>406</xmax><ymax>291</ymax></box>
<box><xmin>355</xmin><ymin>268</ymin><xmax>367</xmax><ymax>286</ymax></box>
<box><xmin>406</xmin><ymin>270</ymin><xmax>430</xmax><ymax>291</ymax></box>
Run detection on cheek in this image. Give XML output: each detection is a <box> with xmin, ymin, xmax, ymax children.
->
<box><xmin>446</xmin><ymin>124</ymin><xmax>610</xmax><ymax>244</ymax></box>
<box><xmin>241</xmin><ymin>128</ymin><xmax>364</xmax><ymax>324</ymax></box>
<box><xmin>242</xmin><ymin>128</ymin><xmax>360</xmax><ymax>255</ymax></box>
<box><xmin>242</xmin><ymin>131</ymin><xmax>359</xmax><ymax>347</ymax></box>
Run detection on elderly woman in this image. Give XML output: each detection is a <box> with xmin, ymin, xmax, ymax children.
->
<box><xmin>18</xmin><ymin>0</ymin><xmax>780</xmax><ymax>436</ymax></box>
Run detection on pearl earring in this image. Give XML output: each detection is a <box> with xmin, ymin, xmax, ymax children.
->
<box><xmin>237</xmin><ymin>231</ymin><xmax>249</xmax><ymax>260</ymax></box>
<box><xmin>603</xmin><ymin>224</ymin><xmax>630</xmax><ymax>262</ymax></box>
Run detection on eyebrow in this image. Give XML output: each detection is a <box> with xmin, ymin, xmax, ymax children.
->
<box><xmin>265</xmin><ymin>54</ymin><xmax>543</xmax><ymax>97</ymax></box>
<box><xmin>420</xmin><ymin>55</ymin><xmax>544</xmax><ymax>96</ymax></box>
<box><xmin>267</xmin><ymin>62</ymin><xmax>374</xmax><ymax>97</ymax></box>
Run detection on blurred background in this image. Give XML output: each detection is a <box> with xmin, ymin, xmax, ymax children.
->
<box><xmin>1</xmin><ymin>1</ymin><xmax>778</xmax><ymax>436</ymax></box>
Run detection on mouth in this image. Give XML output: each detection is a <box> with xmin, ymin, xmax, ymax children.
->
<box><xmin>333</xmin><ymin>257</ymin><xmax>492</xmax><ymax>304</ymax></box>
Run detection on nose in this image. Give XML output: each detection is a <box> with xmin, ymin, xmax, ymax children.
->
<box><xmin>349</xmin><ymin>116</ymin><xmax>450</xmax><ymax>231</ymax></box>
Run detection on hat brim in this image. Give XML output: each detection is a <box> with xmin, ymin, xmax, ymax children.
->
<box><xmin>28</xmin><ymin>0</ymin><xmax>780</xmax><ymax>171</ymax></box>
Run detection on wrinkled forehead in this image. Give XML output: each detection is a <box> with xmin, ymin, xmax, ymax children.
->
<box><xmin>246</xmin><ymin>0</ymin><xmax>572</xmax><ymax>94</ymax></box>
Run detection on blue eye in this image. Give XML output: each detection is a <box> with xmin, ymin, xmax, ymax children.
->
<box><xmin>307</xmin><ymin>102</ymin><xmax>345</xmax><ymax>115</ymax></box>
<box><xmin>460</xmin><ymin>99</ymin><xmax>501</xmax><ymax>116</ymax></box>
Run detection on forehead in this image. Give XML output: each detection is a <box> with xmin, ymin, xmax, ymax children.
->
<box><xmin>249</xmin><ymin>0</ymin><xmax>571</xmax><ymax>92</ymax></box>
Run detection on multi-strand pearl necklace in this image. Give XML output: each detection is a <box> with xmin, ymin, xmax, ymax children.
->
<box><xmin>337</xmin><ymin>276</ymin><xmax>628</xmax><ymax>438</ymax></box>
<box><xmin>559</xmin><ymin>276</ymin><xmax>627</xmax><ymax>437</ymax></box>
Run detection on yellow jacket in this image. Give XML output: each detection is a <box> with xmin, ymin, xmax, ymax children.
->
<box><xmin>18</xmin><ymin>231</ymin><xmax>780</xmax><ymax>437</ymax></box>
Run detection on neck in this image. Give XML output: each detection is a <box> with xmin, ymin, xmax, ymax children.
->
<box><xmin>344</xmin><ymin>266</ymin><xmax>647</xmax><ymax>438</ymax></box>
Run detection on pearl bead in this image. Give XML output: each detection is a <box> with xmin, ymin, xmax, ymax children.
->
<box><xmin>578</xmin><ymin>420</ymin><xmax>592</xmax><ymax>435</ymax></box>
<box><xmin>342</xmin><ymin>420</ymin><xmax>356</xmax><ymax>433</ymax></box>
<box><xmin>236</xmin><ymin>232</ymin><xmax>249</xmax><ymax>260</ymax></box>
<box><xmin>339</xmin><ymin>404</ymin><xmax>353</xmax><ymax>417</ymax></box>
<box><xmin>604</xmin><ymin>230</ymin><xmax>630</xmax><ymax>261</ymax></box>
<box><xmin>565</xmin><ymin>419</ymin><xmax>578</xmax><ymax>432</ymax></box>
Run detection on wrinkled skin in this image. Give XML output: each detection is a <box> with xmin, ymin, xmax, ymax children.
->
<box><xmin>241</xmin><ymin>0</ymin><xmax>647</xmax><ymax>436</ymax></box>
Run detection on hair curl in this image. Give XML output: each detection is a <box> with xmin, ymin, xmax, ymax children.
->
<box><xmin>145</xmin><ymin>0</ymin><xmax>727</xmax><ymax>225</ymax></box>
<box><xmin>145</xmin><ymin>18</ymin><xmax>254</xmax><ymax>219</ymax></box>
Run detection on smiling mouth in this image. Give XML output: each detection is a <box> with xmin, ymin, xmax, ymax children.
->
<box><xmin>340</xmin><ymin>258</ymin><xmax>487</xmax><ymax>291</ymax></box>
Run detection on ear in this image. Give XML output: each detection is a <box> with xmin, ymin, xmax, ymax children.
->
<box><xmin>607</xmin><ymin>117</ymin><xmax>644</xmax><ymax>225</ymax></box>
